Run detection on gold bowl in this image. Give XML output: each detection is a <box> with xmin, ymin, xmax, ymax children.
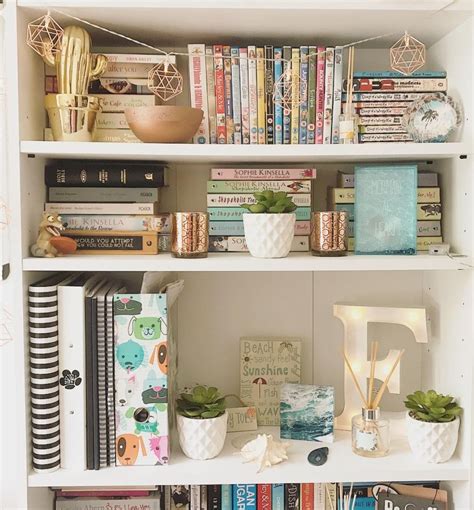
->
<box><xmin>125</xmin><ymin>106</ymin><xmax>203</xmax><ymax>143</ymax></box>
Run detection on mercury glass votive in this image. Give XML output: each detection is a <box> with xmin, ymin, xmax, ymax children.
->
<box><xmin>171</xmin><ymin>212</ymin><xmax>209</xmax><ymax>258</ymax></box>
<box><xmin>311</xmin><ymin>211</ymin><xmax>348</xmax><ymax>256</ymax></box>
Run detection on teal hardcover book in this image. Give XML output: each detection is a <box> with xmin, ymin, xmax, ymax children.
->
<box><xmin>355</xmin><ymin>164</ymin><xmax>417</xmax><ymax>255</ymax></box>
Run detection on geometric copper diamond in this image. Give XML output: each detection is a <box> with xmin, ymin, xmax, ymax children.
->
<box><xmin>273</xmin><ymin>62</ymin><xmax>307</xmax><ymax>111</ymax></box>
<box><xmin>390</xmin><ymin>32</ymin><xmax>426</xmax><ymax>76</ymax></box>
<box><xmin>147</xmin><ymin>60</ymin><xmax>184</xmax><ymax>102</ymax></box>
<box><xmin>26</xmin><ymin>13</ymin><xmax>64</xmax><ymax>58</ymax></box>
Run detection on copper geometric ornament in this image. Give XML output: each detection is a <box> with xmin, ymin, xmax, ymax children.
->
<box><xmin>390</xmin><ymin>32</ymin><xmax>426</xmax><ymax>76</ymax></box>
<box><xmin>147</xmin><ymin>58</ymin><xmax>183</xmax><ymax>102</ymax></box>
<box><xmin>273</xmin><ymin>62</ymin><xmax>307</xmax><ymax>111</ymax></box>
<box><xmin>26</xmin><ymin>12</ymin><xmax>64</xmax><ymax>58</ymax></box>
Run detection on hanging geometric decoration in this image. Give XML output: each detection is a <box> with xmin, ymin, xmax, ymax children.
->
<box><xmin>26</xmin><ymin>12</ymin><xmax>64</xmax><ymax>58</ymax></box>
<box><xmin>390</xmin><ymin>31</ymin><xmax>426</xmax><ymax>76</ymax></box>
<box><xmin>147</xmin><ymin>56</ymin><xmax>184</xmax><ymax>102</ymax></box>
<box><xmin>273</xmin><ymin>61</ymin><xmax>307</xmax><ymax>111</ymax></box>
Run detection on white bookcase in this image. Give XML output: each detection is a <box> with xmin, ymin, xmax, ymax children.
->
<box><xmin>1</xmin><ymin>1</ymin><xmax>473</xmax><ymax>509</ymax></box>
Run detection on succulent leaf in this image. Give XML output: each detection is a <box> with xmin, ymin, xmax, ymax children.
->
<box><xmin>405</xmin><ymin>390</ymin><xmax>462</xmax><ymax>423</ymax></box>
<box><xmin>241</xmin><ymin>190</ymin><xmax>298</xmax><ymax>214</ymax></box>
<box><xmin>177</xmin><ymin>384</ymin><xmax>226</xmax><ymax>419</ymax></box>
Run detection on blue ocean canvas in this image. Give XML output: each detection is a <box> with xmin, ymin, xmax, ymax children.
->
<box><xmin>354</xmin><ymin>164</ymin><xmax>417</xmax><ymax>255</ymax></box>
<box><xmin>280</xmin><ymin>384</ymin><xmax>334</xmax><ymax>443</ymax></box>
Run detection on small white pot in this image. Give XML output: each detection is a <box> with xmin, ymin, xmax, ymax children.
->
<box><xmin>177</xmin><ymin>411</ymin><xmax>228</xmax><ymax>460</ymax></box>
<box><xmin>406</xmin><ymin>412</ymin><xmax>460</xmax><ymax>463</ymax></box>
<box><xmin>243</xmin><ymin>213</ymin><xmax>296</xmax><ymax>258</ymax></box>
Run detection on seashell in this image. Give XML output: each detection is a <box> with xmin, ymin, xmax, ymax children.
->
<box><xmin>239</xmin><ymin>434</ymin><xmax>290</xmax><ymax>472</ymax></box>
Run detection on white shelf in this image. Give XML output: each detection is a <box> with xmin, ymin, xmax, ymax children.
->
<box><xmin>28</xmin><ymin>423</ymin><xmax>469</xmax><ymax>487</ymax></box>
<box><xmin>22</xmin><ymin>253</ymin><xmax>470</xmax><ymax>272</ymax></box>
<box><xmin>20</xmin><ymin>142</ymin><xmax>471</xmax><ymax>164</ymax></box>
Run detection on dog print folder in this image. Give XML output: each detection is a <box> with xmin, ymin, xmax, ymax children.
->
<box><xmin>114</xmin><ymin>293</ymin><xmax>169</xmax><ymax>466</ymax></box>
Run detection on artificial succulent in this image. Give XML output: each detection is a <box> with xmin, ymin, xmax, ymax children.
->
<box><xmin>177</xmin><ymin>385</ymin><xmax>226</xmax><ymax>419</ymax></box>
<box><xmin>405</xmin><ymin>390</ymin><xmax>462</xmax><ymax>423</ymax></box>
<box><xmin>241</xmin><ymin>190</ymin><xmax>297</xmax><ymax>213</ymax></box>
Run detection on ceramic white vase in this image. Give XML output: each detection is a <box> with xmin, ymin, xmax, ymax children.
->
<box><xmin>177</xmin><ymin>411</ymin><xmax>228</xmax><ymax>460</ymax></box>
<box><xmin>243</xmin><ymin>213</ymin><xmax>296</xmax><ymax>258</ymax></box>
<box><xmin>406</xmin><ymin>412</ymin><xmax>460</xmax><ymax>463</ymax></box>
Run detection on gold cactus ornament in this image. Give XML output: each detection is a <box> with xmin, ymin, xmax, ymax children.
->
<box><xmin>41</xmin><ymin>25</ymin><xmax>108</xmax><ymax>95</ymax></box>
<box><xmin>26</xmin><ymin>12</ymin><xmax>64</xmax><ymax>58</ymax></box>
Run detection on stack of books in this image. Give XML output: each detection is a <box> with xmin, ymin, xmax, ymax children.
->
<box><xmin>188</xmin><ymin>44</ymin><xmax>344</xmax><ymax>144</ymax></box>
<box><xmin>44</xmin><ymin>53</ymin><xmax>175</xmax><ymax>142</ymax></box>
<box><xmin>207</xmin><ymin>168</ymin><xmax>316</xmax><ymax>253</ymax></box>
<box><xmin>330</xmin><ymin>170</ymin><xmax>442</xmax><ymax>252</ymax></box>
<box><xmin>44</xmin><ymin>160</ymin><xmax>170</xmax><ymax>254</ymax></box>
<box><xmin>342</xmin><ymin>71</ymin><xmax>448</xmax><ymax>143</ymax></box>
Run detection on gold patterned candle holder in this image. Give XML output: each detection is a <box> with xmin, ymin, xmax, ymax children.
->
<box><xmin>171</xmin><ymin>212</ymin><xmax>209</xmax><ymax>258</ymax></box>
<box><xmin>311</xmin><ymin>211</ymin><xmax>348</xmax><ymax>256</ymax></box>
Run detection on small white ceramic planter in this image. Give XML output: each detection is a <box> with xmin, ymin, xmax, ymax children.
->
<box><xmin>406</xmin><ymin>412</ymin><xmax>460</xmax><ymax>463</ymax></box>
<box><xmin>243</xmin><ymin>213</ymin><xmax>296</xmax><ymax>258</ymax></box>
<box><xmin>177</xmin><ymin>411</ymin><xmax>228</xmax><ymax>460</ymax></box>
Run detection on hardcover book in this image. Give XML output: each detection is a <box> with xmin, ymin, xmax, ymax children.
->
<box><xmin>188</xmin><ymin>44</ymin><xmax>210</xmax><ymax>144</ymax></box>
<box><xmin>209</xmin><ymin>235</ymin><xmax>309</xmax><ymax>252</ymax></box>
<box><xmin>272</xmin><ymin>485</ymin><xmax>284</xmax><ymax>510</ymax></box>
<box><xmin>210</xmin><ymin>167</ymin><xmax>317</xmax><ymax>180</ymax></box>
<box><xmin>240</xmin><ymin>337</ymin><xmax>301</xmax><ymax>426</ymax></box>
<box><xmin>65</xmin><ymin>231</ymin><xmax>159</xmax><ymax>254</ymax></box>
<box><xmin>233</xmin><ymin>485</ymin><xmax>256</xmax><ymax>510</ymax></box>
<box><xmin>48</xmin><ymin>187</ymin><xmax>159</xmax><ymax>203</ymax></box>
<box><xmin>61</xmin><ymin>214</ymin><xmax>171</xmax><ymax>233</ymax></box>
<box><xmin>221</xmin><ymin>485</ymin><xmax>232</xmax><ymax>510</ymax></box>
<box><xmin>208</xmin><ymin>207</ymin><xmax>311</xmax><ymax>222</ymax></box>
<box><xmin>355</xmin><ymin>164</ymin><xmax>418</xmax><ymax>254</ymax></box>
<box><xmin>46</xmin><ymin>202</ymin><xmax>159</xmax><ymax>215</ymax></box>
<box><xmin>207</xmin><ymin>193</ymin><xmax>310</xmax><ymax>207</ymax></box>
<box><xmin>207</xmin><ymin>179</ymin><xmax>312</xmax><ymax>194</ymax></box>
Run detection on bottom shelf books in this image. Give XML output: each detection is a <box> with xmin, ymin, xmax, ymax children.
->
<box><xmin>54</xmin><ymin>482</ymin><xmax>446</xmax><ymax>510</ymax></box>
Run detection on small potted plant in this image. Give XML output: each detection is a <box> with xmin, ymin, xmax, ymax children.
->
<box><xmin>176</xmin><ymin>385</ymin><xmax>228</xmax><ymax>460</ymax></box>
<box><xmin>405</xmin><ymin>390</ymin><xmax>462</xmax><ymax>463</ymax></box>
<box><xmin>241</xmin><ymin>191</ymin><xmax>297</xmax><ymax>258</ymax></box>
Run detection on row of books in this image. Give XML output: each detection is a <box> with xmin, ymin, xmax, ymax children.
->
<box><xmin>29</xmin><ymin>273</ymin><xmax>173</xmax><ymax>472</ymax></box>
<box><xmin>341</xmin><ymin>71</ymin><xmax>448</xmax><ymax>143</ymax></box>
<box><xmin>329</xmin><ymin>170</ymin><xmax>442</xmax><ymax>251</ymax></box>
<box><xmin>55</xmin><ymin>482</ymin><xmax>445</xmax><ymax>510</ymax></box>
<box><xmin>207</xmin><ymin>168</ymin><xmax>317</xmax><ymax>253</ymax></box>
<box><xmin>188</xmin><ymin>44</ymin><xmax>344</xmax><ymax>145</ymax></box>
<box><xmin>44</xmin><ymin>161</ymin><xmax>172</xmax><ymax>254</ymax></box>
<box><xmin>44</xmin><ymin>53</ymin><xmax>176</xmax><ymax>143</ymax></box>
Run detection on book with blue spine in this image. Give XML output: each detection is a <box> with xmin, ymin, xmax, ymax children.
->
<box><xmin>274</xmin><ymin>47</ymin><xmax>284</xmax><ymax>144</ymax></box>
<box><xmin>231</xmin><ymin>46</ymin><xmax>242</xmax><ymax>144</ymax></box>
<box><xmin>282</xmin><ymin>46</ymin><xmax>292</xmax><ymax>144</ymax></box>
<box><xmin>299</xmin><ymin>46</ymin><xmax>309</xmax><ymax>144</ymax></box>
<box><xmin>233</xmin><ymin>485</ymin><xmax>257</xmax><ymax>510</ymax></box>
<box><xmin>272</xmin><ymin>484</ymin><xmax>285</xmax><ymax>510</ymax></box>
<box><xmin>221</xmin><ymin>485</ymin><xmax>232</xmax><ymax>510</ymax></box>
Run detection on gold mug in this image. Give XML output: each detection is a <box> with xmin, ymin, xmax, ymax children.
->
<box><xmin>171</xmin><ymin>212</ymin><xmax>209</xmax><ymax>258</ymax></box>
<box><xmin>311</xmin><ymin>211</ymin><xmax>348</xmax><ymax>256</ymax></box>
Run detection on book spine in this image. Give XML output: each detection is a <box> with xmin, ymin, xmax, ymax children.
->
<box><xmin>233</xmin><ymin>485</ymin><xmax>256</xmax><ymax>510</ymax></box>
<box><xmin>418</xmin><ymin>203</ymin><xmax>442</xmax><ymax>220</ymax></box>
<box><xmin>354</xmin><ymin>70</ymin><xmax>447</xmax><ymax>78</ymax></box>
<box><xmin>64</xmin><ymin>231</ymin><xmax>159</xmax><ymax>254</ymax></box>
<box><xmin>359</xmin><ymin>125</ymin><xmax>408</xmax><ymax>134</ymax></box>
<box><xmin>88</xmin><ymin>78</ymin><xmax>151</xmax><ymax>95</ymax></box>
<box><xmin>324</xmin><ymin>484</ymin><xmax>336</xmax><ymax>510</ymax></box>
<box><xmin>209</xmin><ymin>220</ymin><xmax>311</xmax><ymax>236</ymax></box>
<box><xmin>323</xmin><ymin>47</ymin><xmax>334</xmax><ymax>144</ymax></box>
<box><xmin>55</xmin><ymin>499</ymin><xmax>161</xmax><ymax>510</ymax></box>
<box><xmin>299</xmin><ymin>46</ymin><xmax>309</xmax><ymax>144</ymax></box>
<box><xmin>96</xmin><ymin>62</ymin><xmax>158</xmax><ymax>79</ymax></box>
<box><xmin>284</xmin><ymin>484</ymin><xmax>300</xmax><ymax>510</ymax></box>
<box><xmin>61</xmin><ymin>214</ymin><xmax>171</xmax><ymax>233</ymax></box>
<box><xmin>209</xmin><ymin>235</ymin><xmax>309</xmax><ymax>252</ymax></box>
<box><xmin>343</xmin><ymin>91</ymin><xmax>433</xmax><ymax>101</ymax></box>
<box><xmin>315</xmin><ymin>46</ymin><xmax>325</xmax><ymax>144</ymax></box>
<box><xmin>223</xmin><ymin>45</ymin><xmax>234</xmax><ymax>144</ymax></box>
<box><xmin>207</xmin><ymin>193</ymin><xmax>311</xmax><ymax>207</ymax></box>
<box><xmin>264</xmin><ymin>45</ymin><xmax>274</xmax><ymax>144</ymax></box>
<box><xmin>44</xmin><ymin>163</ymin><xmax>167</xmax><ymax>187</ymax></box>
<box><xmin>231</xmin><ymin>46</ymin><xmax>242</xmax><ymax>144</ymax></box>
<box><xmin>314</xmin><ymin>484</ymin><xmax>326</xmax><ymax>510</ymax></box>
<box><xmin>272</xmin><ymin>484</ymin><xmax>285</xmax><ymax>510</ymax></box>
<box><xmin>96</xmin><ymin>293</ymin><xmax>108</xmax><ymax>468</ymax></box>
<box><xmin>102</xmin><ymin>53</ymin><xmax>177</xmax><ymax>65</ymax></box>
<box><xmin>290</xmin><ymin>48</ymin><xmax>300</xmax><ymax>144</ymax></box>
<box><xmin>358</xmin><ymin>115</ymin><xmax>403</xmax><ymax>125</ymax></box>
<box><xmin>352</xmin><ymin>107</ymin><xmax>408</xmax><ymax>116</ymax></box>
<box><xmin>257</xmin><ymin>484</ymin><xmax>272</xmax><ymax>510</ymax></box>
<box><xmin>91</xmin><ymin>94</ymin><xmax>155</xmax><ymax>112</ymax></box>
<box><xmin>210</xmin><ymin>167</ymin><xmax>317</xmax><ymax>180</ymax></box>
<box><xmin>417</xmin><ymin>236</ymin><xmax>443</xmax><ymax>250</ymax></box>
<box><xmin>359</xmin><ymin>133</ymin><xmax>413</xmax><ymax>142</ymax></box>
<box><xmin>307</xmin><ymin>46</ymin><xmax>317</xmax><ymax>144</ymax></box>
<box><xmin>334</xmin><ymin>187</ymin><xmax>441</xmax><ymax>205</ymax></box>
<box><xmin>344</xmin><ymin>77</ymin><xmax>448</xmax><ymax>92</ymax></box>
<box><xmin>171</xmin><ymin>486</ymin><xmax>190</xmax><ymax>510</ymax></box>
<box><xmin>273</xmin><ymin>47</ymin><xmax>283</xmax><ymax>144</ymax></box>
<box><xmin>419</xmin><ymin>173</ymin><xmax>439</xmax><ymax>187</ymax></box>
<box><xmin>282</xmin><ymin>46</ymin><xmax>292</xmax><ymax>144</ymax></box>
<box><xmin>346</xmin><ymin>101</ymin><xmax>412</xmax><ymax>108</ymax></box>
<box><xmin>206</xmin><ymin>46</ymin><xmax>218</xmax><ymax>144</ymax></box>
<box><xmin>248</xmin><ymin>46</ymin><xmax>258</xmax><ymax>144</ymax></box>
<box><xmin>221</xmin><ymin>485</ymin><xmax>232</xmax><ymax>510</ymax></box>
<box><xmin>207</xmin><ymin>180</ymin><xmax>312</xmax><ymax>193</ymax></box>
<box><xmin>331</xmin><ymin>46</ymin><xmax>343</xmax><ymax>144</ymax></box>
<box><xmin>214</xmin><ymin>45</ymin><xmax>227</xmax><ymax>144</ymax></box>
<box><xmin>418</xmin><ymin>220</ymin><xmax>442</xmax><ymax>236</ymax></box>
<box><xmin>190</xmin><ymin>485</ymin><xmax>201</xmax><ymax>510</ymax></box>
<box><xmin>256</xmin><ymin>47</ymin><xmax>266</xmax><ymax>144</ymax></box>
<box><xmin>96</xmin><ymin>112</ymin><xmax>130</xmax><ymax>129</ymax></box>
<box><xmin>335</xmin><ymin>203</ymin><xmax>354</xmax><ymax>220</ymax></box>
<box><xmin>201</xmin><ymin>486</ymin><xmax>208</xmax><ymax>510</ymax></box>
<box><xmin>45</xmin><ymin>202</ymin><xmax>158</xmax><ymax>215</ymax></box>
<box><xmin>48</xmin><ymin>187</ymin><xmax>159</xmax><ymax>203</ymax></box>
<box><xmin>239</xmin><ymin>47</ymin><xmax>250</xmax><ymax>144</ymax></box>
<box><xmin>301</xmin><ymin>484</ymin><xmax>314</xmax><ymax>510</ymax></box>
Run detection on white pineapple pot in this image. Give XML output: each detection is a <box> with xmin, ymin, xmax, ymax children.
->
<box><xmin>177</xmin><ymin>411</ymin><xmax>228</xmax><ymax>460</ymax></box>
<box><xmin>406</xmin><ymin>412</ymin><xmax>460</xmax><ymax>463</ymax></box>
<box><xmin>243</xmin><ymin>213</ymin><xmax>296</xmax><ymax>258</ymax></box>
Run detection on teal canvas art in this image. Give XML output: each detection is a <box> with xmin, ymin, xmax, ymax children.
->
<box><xmin>355</xmin><ymin>164</ymin><xmax>417</xmax><ymax>255</ymax></box>
<box><xmin>280</xmin><ymin>384</ymin><xmax>334</xmax><ymax>443</ymax></box>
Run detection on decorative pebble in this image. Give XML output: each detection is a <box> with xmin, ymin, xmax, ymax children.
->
<box><xmin>307</xmin><ymin>447</ymin><xmax>329</xmax><ymax>466</ymax></box>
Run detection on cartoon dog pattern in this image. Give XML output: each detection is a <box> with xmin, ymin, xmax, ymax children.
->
<box><xmin>114</xmin><ymin>293</ymin><xmax>169</xmax><ymax>466</ymax></box>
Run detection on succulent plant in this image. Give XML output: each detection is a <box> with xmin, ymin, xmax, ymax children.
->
<box><xmin>177</xmin><ymin>385</ymin><xmax>226</xmax><ymax>419</ymax></box>
<box><xmin>405</xmin><ymin>390</ymin><xmax>462</xmax><ymax>423</ymax></box>
<box><xmin>241</xmin><ymin>190</ymin><xmax>297</xmax><ymax>214</ymax></box>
